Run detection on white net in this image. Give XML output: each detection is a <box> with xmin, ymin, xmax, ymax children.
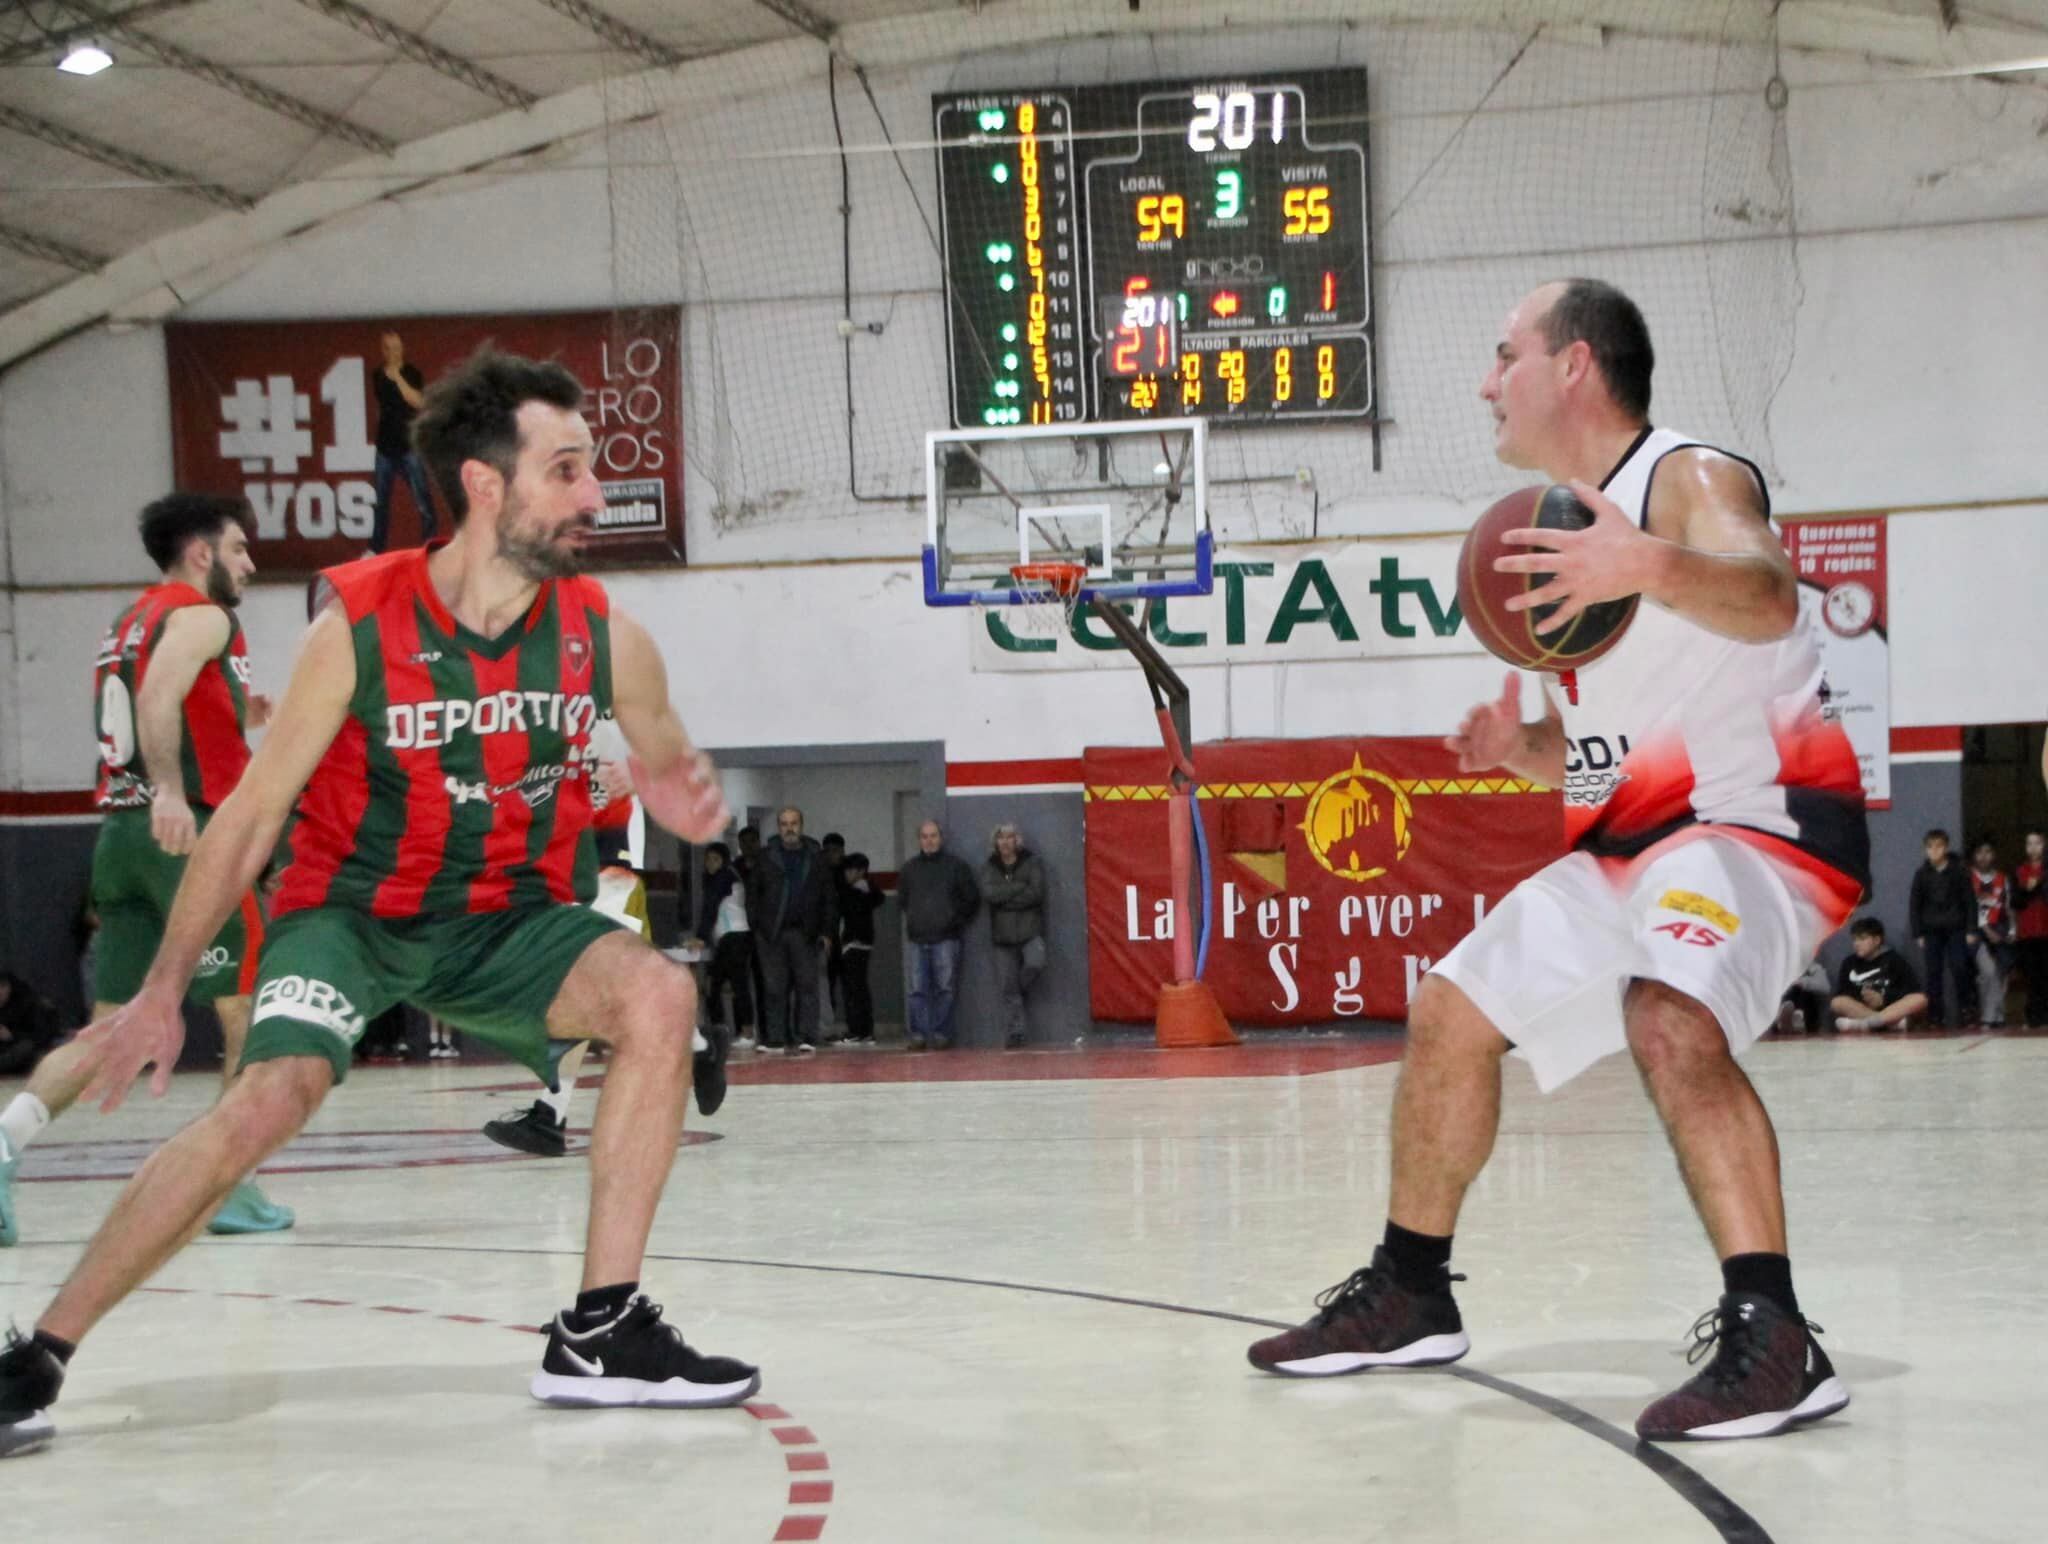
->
<box><xmin>578</xmin><ymin>5</ymin><xmax>2048</xmax><ymax>548</ymax></box>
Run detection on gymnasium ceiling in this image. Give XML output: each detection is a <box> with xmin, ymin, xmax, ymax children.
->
<box><xmin>2</xmin><ymin>0</ymin><xmax>2046</xmax><ymax>368</ymax></box>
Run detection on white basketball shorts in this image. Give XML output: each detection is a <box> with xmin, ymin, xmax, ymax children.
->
<box><xmin>1430</xmin><ymin>829</ymin><xmax>1845</xmax><ymax>1092</ymax></box>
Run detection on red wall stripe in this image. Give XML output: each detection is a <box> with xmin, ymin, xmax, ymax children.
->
<box><xmin>946</xmin><ymin>758</ymin><xmax>1085</xmax><ymax>788</ymax></box>
<box><xmin>1890</xmin><ymin>726</ymin><xmax>1962</xmax><ymax>754</ymax></box>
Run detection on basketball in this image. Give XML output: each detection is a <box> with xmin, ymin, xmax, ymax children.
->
<box><xmin>1456</xmin><ymin>484</ymin><xmax>1639</xmax><ymax>671</ymax></box>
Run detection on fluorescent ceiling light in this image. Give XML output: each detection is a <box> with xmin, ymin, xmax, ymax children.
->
<box><xmin>58</xmin><ymin>43</ymin><xmax>113</xmax><ymax>76</ymax></box>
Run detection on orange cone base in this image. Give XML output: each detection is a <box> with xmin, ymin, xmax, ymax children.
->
<box><xmin>1154</xmin><ymin>980</ymin><xmax>1238</xmax><ymax>1048</ymax></box>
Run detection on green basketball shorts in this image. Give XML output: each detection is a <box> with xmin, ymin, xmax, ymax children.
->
<box><xmin>90</xmin><ymin>806</ymin><xmax>264</xmax><ymax>1006</ymax></box>
<box><xmin>241</xmin><ymin>904</ymin><xmax>628</xmax><ymax>1084</ymax></box>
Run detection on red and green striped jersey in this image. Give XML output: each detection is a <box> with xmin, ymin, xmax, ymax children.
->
<box><xmin>273</xmin><ymin>548</ymin><xmax>615</xmax><ymax>920</ymax></box>
<box><xmin>93</xmin><ymin>582</ymin><xmax>251</xmax><ymax>811</ymax></box>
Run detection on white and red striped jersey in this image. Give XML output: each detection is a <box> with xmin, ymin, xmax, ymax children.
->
<box><xmin>1544</xmin><ymin>427</ymin><xmax>1868</xmax><ymax>911</ymax></box>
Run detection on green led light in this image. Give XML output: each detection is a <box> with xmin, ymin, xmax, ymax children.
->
<box><xmin>990</xmin><ymin>162</ymin><xmax>1010</xmax><ymax>183</ymax></box>
<box><xmin>978</xmin><ymin>108</ymin><xmax>1006</xmax><ymax>132</ymax></box>
<box><xmin>1001</xmin><ymin>323</ymin><xmax>1019</xmax><ymax>342</ymax></box>
<box><xmin>1267</xmin><ymin>285</ymin><xmax>1288</xmax><ymax>319</ymax></box>
<box><xmin>994</xmin><ymin>379</ymin><xmax>1019</xmax><ymax>398</ymax></box>
<box><xmin>1003</xmin><ymin>352</ymin><xmax>1019</xmax><ymax>370</ymax></box>
<box><xmin>984</xmin><ymin>242</ymin><xmax>1013</xmax><ymax>263</ymax></box>
<box><xmin>997</xmin><ymin>273</ymin><xmax>1016</xmax><ymax>292</ymax></box>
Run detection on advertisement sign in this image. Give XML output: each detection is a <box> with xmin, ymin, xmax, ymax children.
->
<box><xmin>971</xmin><ymin>539</ymin><xmax>1483</xmax><ymax>670</ymax></box>
<box><xmin>166</xmin><ymin>308</ymin><xmax>683</xmax><ymax>574</ymax></box>
<box><xmin>1085</xmin><ymin>737</ymin><xmax>1562</xmax><ymax>1024</ymax></box>
<box><xmin>1781</xmin><ymin>517</ymin><xmax>1889</xmax><ymax>807</ymax></box>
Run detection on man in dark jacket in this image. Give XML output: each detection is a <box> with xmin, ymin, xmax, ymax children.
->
<box><xmin>979</xmin><ymin>823</ymin><xmax>1047</xmax><ymax>1049</ymax></box>
<box><xmin>1909</xmin><ymin>828</ymin><xmax>1977</xmax><ymax>1027</ymax></box>
<box><xmin>897</xmin><ymin>820</ymin><xmax>980</xmax><ymax>1049</ymax></box>
<box><xmin>746</xmin><ymin>807</ymin><xmax>837</xmax><ymax>1054</ymax></box>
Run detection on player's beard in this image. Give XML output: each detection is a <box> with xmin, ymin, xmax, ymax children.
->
<box><xmin>499</xmin><ymin>495</ymin><xmax>591</xmax><ymax>582</ymax></box>
<box><xmin>205</xmin><ymin>553</ymin><xmax>243</xmax><ymax>608</ymax></box>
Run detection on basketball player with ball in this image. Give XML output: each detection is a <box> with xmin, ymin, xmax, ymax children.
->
<box><xmin>1248</xmin><ymin>279</ymin><xmax>1869</xmax><ymax>1442</ymax></box>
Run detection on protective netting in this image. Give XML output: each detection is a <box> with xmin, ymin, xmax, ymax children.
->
<box><xmin>578</xmin><ymin>4</ymin><xmax>2039</xmax><ymax>548</ymax></box>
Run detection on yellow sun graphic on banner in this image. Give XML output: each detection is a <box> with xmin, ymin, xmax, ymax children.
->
<box><xmin>1299</xmin><ymin>756</ymin><xmax>1414</xmax><ymax>882</ymax></box>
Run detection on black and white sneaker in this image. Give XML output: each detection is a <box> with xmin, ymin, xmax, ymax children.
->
<box><xmin>694</xmin><ymin>1020</ymin><xmax>733</xmax><ymax>1118</ymax></box>
<box><xmin>0</xmin><ymin>1327</ymin><xmax>64</xmax><ymax>1459</ymax></box>
<box><xmin>483</xmin><ymin>1101</ymin><xmax>568</xmax><ymax>1158</ymax></box>
<box><xmin>532</xmin><ymin>1295</ymin><xmax>759</xmax><ymax>1409</ymax></box>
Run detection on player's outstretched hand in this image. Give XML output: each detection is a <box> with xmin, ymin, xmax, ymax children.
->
<box><xmin>75</xmin><ymin>988</ymin><xmax>188</xmax><ymax>1113</ymax></box>
<box><xmin>1444</xmin><ymin>671</ymin><xmax>1523</xmax><ymax>773</ymax></box>
<box><xmin>630</xmin><ymin>750</ymin><xmax>730</xmax><ymax>842</ymax></box>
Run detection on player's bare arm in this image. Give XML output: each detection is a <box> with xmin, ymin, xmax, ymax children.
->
<box><xmin>1444</xmin><ymin>670</ymin><xmax>1566</xmax><ymax>785</ymax></box>
<box><xmin>135</xmin><ymin>604</ymin><xmax>232</xmax><ymax>857</ymax></box>
<box><xmin>76</xmin><ymin>608</ymin><xmax>358</xmax><ymax>1110</ymax></box>
<box><xmin>609</xmin><ymin>609</ymin><xmax>729</xmax><ymax>843</ymax></box>
<box><xmin>1495</xmin><ymin>451</ymin><xmax>1795</xmax><ymax>643</ymax></box>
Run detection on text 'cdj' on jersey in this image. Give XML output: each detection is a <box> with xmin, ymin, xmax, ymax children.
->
<box><xmin>273</xmin><ymin>549</ymin><xmax>615</xmax><ymax>921</ymax></box>
<box><xmin>1546</xmin><ymin>427</ymin><xmax>1870</xmax><ymax>911</ymax></box>
<box><xmin>93</xmin><ymin>582</ymin><xmax>251</xmax><ymax>811</ymax></box>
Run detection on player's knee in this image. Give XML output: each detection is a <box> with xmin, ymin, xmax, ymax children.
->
<box><xmin>610</xmin><ymin>954</ymin><xmax>696</xmax><ymax>1058</ymax></box>
<box><xmin>1406</xmin><ymin>975</ymin><xmax>1507</xmax><ymax>1063</ymax></box>
<box><xmin>1624</xmin><ymin>978</ymin><xmax>1728</xmax><ymax>1080</ymax></box>
<box><xmin>215</xmin><ymin>1058</ymin><xmax>329</xmax><ymax>1158</ymax></box>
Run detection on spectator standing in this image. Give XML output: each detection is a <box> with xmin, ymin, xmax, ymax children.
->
<box><xmin>1968</xmin><ymin>838</ymin><xmax>2015</xmax><ymax>1029</ymax></box>
<box><xmin>1909</xmin><ymin>828</ymin><xmax>1976</xmax><ymax>1027</ymax></box>
<box><xmin>697</xmin><ymin>843</ymin><xmax>754</xmax><ymax>1049</ymax></box>
<box><xmin>745</xmin><ymin>806</ymin><xmax>836</xmax><ymax>1055</ymax></box>
<box><xmin>368</xmin><ymin>330</ymin><xmax>437</xmax><ymax>553</ymax></box>
<box><xmin>898</xmin><ymin>820</ymin><xmax>980</xmax><ymax>1050</ymax></box>
<box><xmin>821</xmin><ymin>832</ymin><xmax>848</xmax><ymax>1036</ymax></box>
<box><xmin>734</xmin><ymin>824</ymin><xmax>767</xmax><ymax>1026</ymax></box>
<box><xmin>1829</xmin><ymin>917</ymin><xmax>1929</xmax><ymax>1031</ymax></box>
<box><xmin>837</xmin><ymin>852</ymin><xmax>885</xmax><ymax>1045</ymax></box>
<box><xmin>979</xmin><ymin>823</ymin><xmax>1047</xmax><ymax>1050</ymax></box>
<box><xmin>2014</xmin><ymin>829</ymin><xmax>2048</xmax><ymax>1028</ymax></box>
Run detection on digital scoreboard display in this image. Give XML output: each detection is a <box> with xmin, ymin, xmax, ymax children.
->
<box><xmin>935</xmin><ymin>69</ymin><xmax>1373</xmax><ymax>429</ymax></box>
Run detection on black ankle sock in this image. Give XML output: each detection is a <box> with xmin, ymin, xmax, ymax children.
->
<box><xmin>1382</xmin><ymin>1221</ymin><xmax>1454</xmax><ymax>1290</ymax></box>
<box><xmin>1722</xmin><ymin>1253</ymin><xmax>1799</xmax><ymax>1318</ymax></box>
<box><xmin>33</xmin><ymin>1329</ymin><xmax>76</xmax><ymax>1365</ymax></box>
<box><xmin>572</xmin><ymin>1281</ymin><xmax>638</xmax><ymax>1325</ymax></box>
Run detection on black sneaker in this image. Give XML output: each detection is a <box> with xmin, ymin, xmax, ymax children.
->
<box><xmin>482</xmin><ymin>1101</ymin><xmax>568</xmax><ymax>1158</ymax></box>
<box><xmin>694</xmin><ymin>1020</ymin><xmax>732</xmax><ymax>1118</ymax></box>
<box><xmin>0</xmin><ymin>1328</ymin><xmax>64</xmax><ymax>1459</ymax></box>
<box><xmin>1247</xmin><ymin>1247</ymin><xmax>1470</xmax><ymax>1376</ymax></box>
<box><xmin>1636</xmin><ymin>1292</ymin><xmax>1849</xmax><ymax>1441</ymax></box>
<box><xmin>531</xmin><ymin>1295</ymin><xmax>760</xmax><ymax>1408</ymax></box>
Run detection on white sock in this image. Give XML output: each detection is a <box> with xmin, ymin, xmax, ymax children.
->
<box><xmin>693</xmin><ymin>1027</ymin><xmax>708</xmax><ymax>1054</ymax></box>
<box><xmin>539</xmin><ymin>1082</ymin><xmax>575</xmax><ymax>1124</ymax></box>
<box><xmin>1</xmin><ymin>1092</ymin><xmax>52</xmax><ymax>1156</ymax></box>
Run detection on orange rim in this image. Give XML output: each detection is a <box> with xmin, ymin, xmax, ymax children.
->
<box><xmin>1011</xmin><ymin>561</ymin><xmax>1088</xmax><ymax>598</ymax></box>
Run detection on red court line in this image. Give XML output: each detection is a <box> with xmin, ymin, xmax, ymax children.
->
<box><xmin>79</xmin><ymin>1284</ymin><xmax>833</xmax><ymax>1542</ymax></box>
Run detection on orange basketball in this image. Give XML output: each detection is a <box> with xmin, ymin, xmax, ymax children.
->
<box><xmin>1456</xmin><ymin>484</ymin><xmax>1638</xmax><ymax>672</ymax></box>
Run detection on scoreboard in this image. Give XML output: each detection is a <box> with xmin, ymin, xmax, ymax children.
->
<box><xmin>935</xmin><ymin>69</ymin><xmax>1373</xmax><ymax>429</ymax></box>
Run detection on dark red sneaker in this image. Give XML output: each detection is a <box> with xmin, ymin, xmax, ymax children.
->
<box><xmin>1636</xmin><ymin>1292</ymin><xmax>1849</xmax><ymax>1441</ymax></box>
<box><xmin>1247</xmin><ymin>1247</ymin><xmax>1469</xmax><ymax>1377</ymax></box>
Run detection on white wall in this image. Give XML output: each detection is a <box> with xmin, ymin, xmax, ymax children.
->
<box><xmin>3</xmin><ymin>14</ymin><xmax>2046</xmax><ymax>793</ymax></box>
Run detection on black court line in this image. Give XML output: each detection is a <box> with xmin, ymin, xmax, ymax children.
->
<box><xmin>15</xmin><ymin>1237</ymin><xmax>1769</xmax><ymax>1543</ymax></box>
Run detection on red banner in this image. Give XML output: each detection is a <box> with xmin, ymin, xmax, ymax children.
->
<box><xmin>165</xmin><ymin>308</ymin><xmax>683</xmax><ymax>575</ymax></box>
<box><xmin>1779</xmin><ymin>516</ymin><xmax>1890</xmax><ymax>807</ymax></box>
<box><xmin>1086</xmin><ymin>738</ymin><xmax>1563</xmax><ymax>1024</ymax></box>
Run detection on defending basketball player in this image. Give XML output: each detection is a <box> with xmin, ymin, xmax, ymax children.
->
<box><xmin>1246</xmin><ymin>280</ymin><xmax>1869</xmax><ymax>1441</ymax></box>
<box><xmin>0</xmin><ymin>350</ymin><xmax>755</xmax><ymax>1460</ymax></box>
<box><xmin>0</xmin><ymin>494</ymin><xmax>292</xmax><ymax>1248</ymax></box>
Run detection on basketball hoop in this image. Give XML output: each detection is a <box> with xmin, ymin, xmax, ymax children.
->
<box><xmin>980</xmin><ymin>560</ymin><xmax>1089</xmax><ymax>641</ymax></box>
